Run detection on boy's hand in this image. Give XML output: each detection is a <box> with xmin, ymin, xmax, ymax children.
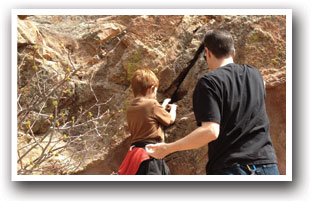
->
<box><xmin>162</xmin><ymin>98</ymin><xmax>171</xmax><ymax>109</ymax></box>
<box><xmin>165</xmin><ymin>103</ymin><xmax>177</xmax><ymax>112</ymax></box>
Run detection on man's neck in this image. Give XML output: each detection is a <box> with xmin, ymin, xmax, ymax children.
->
<box><xmin>212</xmin><ymin>57</ymin><xmax>234</xmax><ymax>70</ymax></box>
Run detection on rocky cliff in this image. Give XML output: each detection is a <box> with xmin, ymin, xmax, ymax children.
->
<box><xmin>17</xmin><ymin>15</ymin><xmax>286</xmax><ymax>175</ymax></box>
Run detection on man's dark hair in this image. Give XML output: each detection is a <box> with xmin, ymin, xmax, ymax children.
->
<box><xmin>203</xmin><ymin>29</ymin><xmax>235</xmax><ymax>59</ymax></box>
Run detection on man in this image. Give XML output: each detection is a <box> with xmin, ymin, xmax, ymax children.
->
<box><xmin>146</xmin><ymin>29</ymin><xmax>279</xmax><ymax>175</ymax></box>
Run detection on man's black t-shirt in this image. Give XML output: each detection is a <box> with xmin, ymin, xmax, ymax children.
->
<box><xmin>193</xmin><ymin>63</ymin><xmax>277</xmax><ymax>173</ymax></box>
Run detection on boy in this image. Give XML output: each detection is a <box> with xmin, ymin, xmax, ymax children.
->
<box><xmin>118</xmin><ymin>68</ymin><xmax>177</xmax><ymax>175</ymax></box>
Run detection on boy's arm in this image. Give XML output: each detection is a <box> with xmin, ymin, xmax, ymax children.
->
<box><xmin>154</xmin><ymin>99</ymin><xmax>176</xmax><ymax>126</ymax></box>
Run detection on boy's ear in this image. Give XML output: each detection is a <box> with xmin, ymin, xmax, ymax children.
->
<box><xmin>145</xmin><ymin>86</ymin><xmax>154</xmax><ymax>95</ymax></box>
<box><xmin>150</xmin><ymin>86</ymin><xmax>155</xmax><ymax>92</ymax></box>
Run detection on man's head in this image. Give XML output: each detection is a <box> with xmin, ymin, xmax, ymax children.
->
<box><xmin>204</xmin><ymin>29</ymin><xmax>235</xmax><ymax>58</ymax></box>
<box><xmin>131</xmin><ymin>68</ymin><xmax>159</xmax><ymax>98</ymax></box>
<box><xmin>203</xmin><ymin>30</ymin><xmax>235</xmax><ymax>70</ymax></box>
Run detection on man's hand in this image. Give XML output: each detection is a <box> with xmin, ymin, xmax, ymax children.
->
<box><xmin>145</xmin><ymin>143</ymin><xmax>170</xmax><ymax>159</ymax></box>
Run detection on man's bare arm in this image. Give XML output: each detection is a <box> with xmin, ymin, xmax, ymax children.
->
<box><xmin>146</xmin><ymin>122</ymin><xmax>220</xmax><ymax>159</ymax></box>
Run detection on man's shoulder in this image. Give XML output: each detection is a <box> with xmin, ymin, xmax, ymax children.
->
<box><xmin>201</xmin><ymin>63</ymin><xmax>236</xmax><ymax>78</ymax></box>
<box><xmin>199</xmin><ymin>66</ymin><xmax>227</xmax><ymax>83</ymax></box>
<box><xmin>212</xmin><ymin>63</ymin><xmax>260</xmax><ymax>76</ymax></box>
<box><xmin>198</xmin><ymin>63</ymin><xmax>261</xmax><ymax>86</ymax></box>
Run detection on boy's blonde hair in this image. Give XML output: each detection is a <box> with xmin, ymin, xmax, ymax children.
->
<box><xmin>131</xmin><ymin>68</ymin><xmax>159</xmax><ymax>97</ymax></box>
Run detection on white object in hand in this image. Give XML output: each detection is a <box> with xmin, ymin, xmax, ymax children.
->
<box><xmin>162</xmin><ymin>98</ymin><xmax>171</xmax><ymax>107</ymax></box>
<box><xmin>145</xmin><ymin>144</ymin><xmax>155</xmax><ymax>153</ymax></box>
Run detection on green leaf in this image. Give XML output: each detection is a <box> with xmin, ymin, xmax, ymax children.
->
<box><xmin>25</xmin><ymin>121</ymin><xmax>31</xmax><ymax>127</ymax></box>
<box><xmin>32</xmin><ymin>65</ymin><xmax>38</xmax><ymax>71</ymax></box>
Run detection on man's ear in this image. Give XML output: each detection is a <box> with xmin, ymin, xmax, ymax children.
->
<box><xmin>204</xmin><ymin>47</ymin><xmax>208</xmax><ymax>55</ymax></box>
<box><xmin>205</xmin><ymin>47</ymin><xmax>212</xmax><ymax>58</ymax></box>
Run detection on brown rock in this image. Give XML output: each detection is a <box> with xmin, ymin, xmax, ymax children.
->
<box><xmin>18</xmin><ymin>15</ymin><xmax>30</xmax><ymax>20</ymax></box>
<box><xmin>32</xmin><ymin>118</ymin><xmax>51</xmax><ymax>135</ymax></box>
<box><xmin>262</xmin><ymin>66</ymin><xmax>286</xmax><ymax>175</ymax></box>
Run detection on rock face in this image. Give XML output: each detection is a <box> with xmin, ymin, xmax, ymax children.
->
<box><xmin>262</xmin><ymin>66</ymin><xmax>286</xmax><ymax>175</ymax></box>
<box><xmin>17</xmin><ymin>15</ymin><xmax>287</xmax><ymax>175</ymax></box>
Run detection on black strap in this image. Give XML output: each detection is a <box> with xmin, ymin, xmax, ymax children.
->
<box><xmin>131</xmin><ymin>142</ymin><xmax>153</xmax><ymax>148</ymax></box>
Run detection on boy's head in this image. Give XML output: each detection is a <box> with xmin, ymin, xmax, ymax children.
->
<box><xmin>203</xmin><ymin>29</ymin><xmax>235</xmax><ymax>59</ymax></box>
<box><xmin>131</xmin><ymin>68</ymin><xmax>159</xmax><ymax>97</ymax></box>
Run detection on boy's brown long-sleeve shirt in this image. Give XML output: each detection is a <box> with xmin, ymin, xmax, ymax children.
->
<box><xmin>126</xmin><ymin>97</ymin><xmax>173</xmax><ymax>144</ymax></box>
